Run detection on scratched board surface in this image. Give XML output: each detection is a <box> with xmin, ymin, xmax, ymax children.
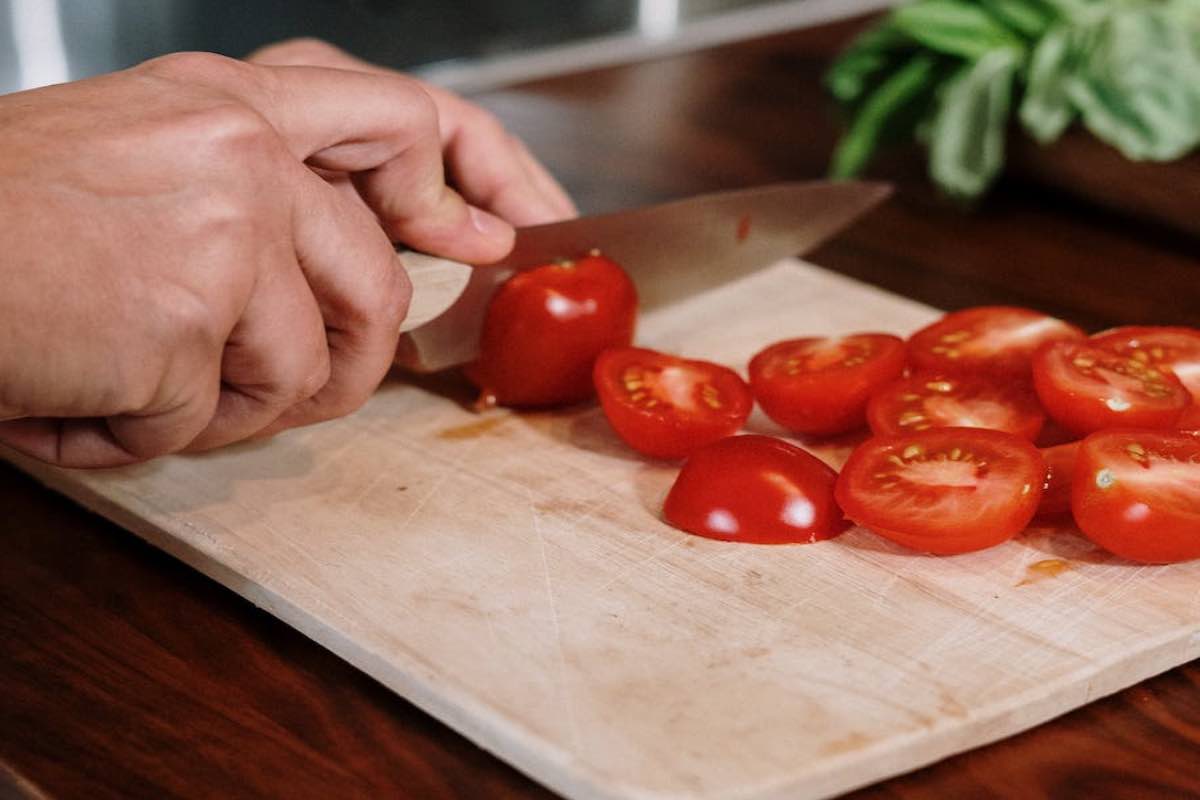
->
<box><xmin>9</xmin><ymin>260</ymin><xmax>1200</xmax><ymax>800</ymax></box>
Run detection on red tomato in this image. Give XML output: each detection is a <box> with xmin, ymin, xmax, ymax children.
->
<box><xmin>866</xmin><ymin>372</ymin><xmax>1045</xmax><ymax>441</ymax></box>
<box><xmin>1090</xmin><ymin>326</ymin><xmax>1200</xmax><ymax>410</ymax></box>
<box><xmin>748</xmin><ymin>333</ymin><xmax>906</xmax><ymax>436</ymax></box>
<box><xmin>663</xmin><ymin>435</ymin><xmax>848</xmax><ymax>544</ymax></box>
<box><xmin>465</xmin><ymin>253</ymin><xmax>637</xmax><ymax>407</ymax></box>
<box><xmin>594</xmin><ymin>347</ymin><xmax>753</xmax><ymax>459</ymax></box>
<box><xmin>1072</xmin><ymin>430</ymin><xmax>1200</xmax><ymax>563</ymax></box>
<box><xmin>1037</xmin><ymin>441</ymin><xmax>1079</xmax><ymax>517</ymax></box>
<box><xmin>908</xmin><ymin>306</ymin><xmax>1084</xmax><ymax>378</ymax></box>
<box><xmin>835</xmin><ymin>428</ymin><xmax>1045</xmax><ymax>554</ymax></box>
<box><xmin>1032</xmin><ymin>341</ymin><xmax>1191</xmax><ymax>436</ymax></box>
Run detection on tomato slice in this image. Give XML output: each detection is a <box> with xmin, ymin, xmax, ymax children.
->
<box><xmin>1032</xmin><ymin>341</ymin><xmax>1191</xmax><ymax>436</ymax></box>
<box><xmin>1072</xmin><ymin>430</ymin><xmax>1200</xmax><ymax>563</ymax></box>
<box><xmin>908</xmin><ymin>306</ymin><xmax>1084</xmax><ymax>378</ymax></box>
<box><xmin>594</xmin><ymin>347</ymin><xmax>753</xmax><ymax>459</ymax></box>
<box><xmin>866</xmin><ymin>372</ymin><xmax>1045</xmax><ymax>441</ymax></box>
<box><xmin>663</xmin><ymin>435</ymin><xmax>848</xmax><ymax>544</ymax></box>
<box><xmin>1037</xmin><ymin>441</ymin><xmax>1079</xmax><ymax>517</ymax></box>
<box><xmin>1090</xmin><ymin>326</ymin><xmax>1200</xmax><ymax>418</ymax></box>
<box><xmin>465</xmin><ymin>253</ymin><xmax>637</xmax><ymax>407</ymax></box>
<box><xmin>835</xmin><ymin>428</ymin><xmax>1045</xmax><ymax>554</ymax></box>
<box><xmin>747</xmin><ymin>333</ymin><xmax>906</xmax><ymax>436</ymax></box>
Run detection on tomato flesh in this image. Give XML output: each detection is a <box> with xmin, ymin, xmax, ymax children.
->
<box><xmin>594</xmin><ymin>347</ymin><xmax>753</xmax><ymax>460</ymax></box>
<box><xmin>908</xmin><ymin>306</ymin><xmax>1084</xmax><ymax>378</ymax></box>
<box><xmin>663</xmin><ymin>435</ymin><xmax>848</xmax><ymax>544</ymax></box>
<box><xmin>1090</xmin><ymin>326</ymin><xmax>1200</xmax><ymax>425</ymax></box>
<box><xmin>867</xmin><ymin>372</ymin><xmax>1045</xmax><ymax>441</ymax></box>
<box><xmin>1032</xmin><ymin>341</ymin><xmax>1191</xmax><ymax>436</ymax></box>
<box><xmin>836</xmin><ymin>428</ymin><xmax>1045</xmax><ymax>554</ymax></box>
<box><xmin>748</xmin><ymin>333</ymin><xmax>906</xmax><ymax>436</ymax></box>
<box><xmin>1037</xmin><ymin>441</ymin><xmax>1079</xmax><ymax>517</ymax></box>
<box><xmin>465</xmin><ymin>253</ymin><xmax>637</xmax><ymax>407</ymax></box>
<box><xmin>1072</xmin><ymin>430</ymin><xmax>1200</xmax><ymax>563</ymax></box>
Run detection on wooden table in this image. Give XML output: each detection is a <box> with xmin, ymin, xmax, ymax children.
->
<box><xmin>3</xmin><ymin>15</ymin><xmax>1199</xmax><ymax>800</ymax></box>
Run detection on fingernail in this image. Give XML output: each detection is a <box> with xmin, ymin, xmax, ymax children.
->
<box><xmin>469</xmin><ymin>206</ymin><xmax>510</xmax><ymax>239</ymax></box>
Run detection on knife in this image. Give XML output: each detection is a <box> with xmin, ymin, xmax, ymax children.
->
<box><xmin>394</xmin><ymin>180</ymin><xmax>891</xmax><ymax>372</ymax></box>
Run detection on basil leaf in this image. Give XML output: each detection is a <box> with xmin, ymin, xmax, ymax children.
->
<box><xmin>929</xmin><ymin>48</ymin><xmax>1020</xmax><ymax>197</ymax></box>
<box><xmin>893</xmin><ymin>0</ymin><xmax>1025</xmax><ymax>61</ymax></box>
<box><xmin>826</xmin><ymin>21</ymin><xmax>916</xmax><ymax>104</ymax></box>
<box><xmin>980</xmin><ymin>0</ymin><xmax>1058</xmax><ymax>39</ymax></box>
<box><xmin>831</xmin><ymin>53</ymin><xmax>941</xmax><ymax>179</ymax></box>
<box><xmin>1019</xmin><ymin>24</ymin><xmax>1079</xmax><ymax>142</ymax></box>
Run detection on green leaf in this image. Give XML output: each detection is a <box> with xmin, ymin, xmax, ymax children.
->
<box><xmin>826</xmin><ymin>21</ymin><xmax>916</xmax><ymax>105</ymax></box>
<box><xmin>830</xmin><ymin>53</ymin><xmax>941</xmax><ymax>179</ymax></box>
<box><xmin>892</xmin><ymin>0</ymin><xmax>1026</xmax><ymax>61</ymax></box>
<box><xmin>929</xmin><ymin>48</ymin><xmax>1020</xmax><ymax>197</ymax></box>
<box><xmin>980</xmin><ymin>0</ymin><xmax>1058</xmax><ymax>39</ymax></box>
<box><xmin>1019</xmin><ymin>24</ymin><xmax>1079</xmax><ymax>143</ymax></box>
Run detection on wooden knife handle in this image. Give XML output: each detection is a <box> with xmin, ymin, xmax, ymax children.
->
<box><xmin>395</xmin><ymin>251</ymin><xmax>473</xmax><ymax>333</ymax></box>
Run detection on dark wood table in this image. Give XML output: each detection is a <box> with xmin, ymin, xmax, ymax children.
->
<box><xmin>3</xmin><ymin>15</ymin><xmax>1200</xmax><ymax>800</ymax></box>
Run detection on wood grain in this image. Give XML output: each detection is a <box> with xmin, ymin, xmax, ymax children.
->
<box><xmin>3</xmin><ymin>13</ymin><xmax>1200</xmax><ymax>800</ymax></box>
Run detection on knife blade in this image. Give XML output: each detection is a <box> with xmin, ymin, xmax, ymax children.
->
<box><xmin>395</xmin><ymin>180</ymin><xmax>891</xmax><ymax>372</ymax></box>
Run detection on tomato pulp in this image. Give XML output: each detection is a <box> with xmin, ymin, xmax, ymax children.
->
<box><xmin>836</xmin><ymin>428</ymin><xmax>1045</xmax><ymax>554</ymax></box>
<box><xmin>594</xmin><ymin>347</ymin><xmax>753</xmax><ymax>459</ymax></box>
<box><xmin>908</xmin><ymin>306</ymin><xmax>1084</xmax><ymax>378</ymax></box>
<box><xmin>1032</xmin><ymin>341</ymin><xmax>1191</xmax><ymax>435</ymax></box>
<box><xmin>1072</xmin><ymin>430</ymin><xmax>1200</xmax><ymax>563</ymax></box>
<box><xmin>1037</xmin><ymin>441</ymin><xmax>1079</xmax><ymax>517</ymax></box>
<box><xmin>465</xmin><ymin>253</ymin><xmax>637</xmax><ymax>407</ymax></box>
<box><xmin>748</xmin><ymin>333</ymin><xmax>906</xmax><ymax>436</ymax></box>
<box><xmin>663</xmin><ymin>435</ymin><xmax>848</xmax><ymax>544</ymax></box>
<box><xmin>1090</xmin><ymin>326</ymin><xmax>1200</xmax><ymax>429</ymax></box>
<box><xmin>867</xmin><ymin>372</ymin><xmax>1045</xmax><ymax>441</ymax></box>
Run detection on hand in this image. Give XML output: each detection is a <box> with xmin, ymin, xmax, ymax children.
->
<box><xmin>0</xmin><ymin>50</ymin><xmax>537</xmax><ymax>467</ymax></box>
<box><xmin>247</xmin><ymin>38</ymin><xmax>577</xmax><ymax>227</ymax></box>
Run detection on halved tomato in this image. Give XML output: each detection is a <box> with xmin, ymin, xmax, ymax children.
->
<box><xmin>748</xmin><ymin>333</ymin><xmax>906</xmax><ymax>436</ymax></box>
<box><xmin>1037</xmin><ymin>441</ymin><xmax>1079</xmax><ymax>517</ymax></box>
<box><xmin>835</xmin><ymin>428</ymin><xmax>1045</xmax><ymax>554</ymax></box>
<box><xmin>1032</xmin><ymin>341</ymin><xmax>1191</xmax><ymax>435</ymax></box>
<box><xmin>866</xmin><ymin>372</ymin><xmax>1045</xmax><ymax>441</ymax></box>
<box><xmin>1090</xmin><ymin>326</ymin><xmax>1200</xmax><ymax>429</ymax></box>
<box><xmin>594</xmin><ymin>347</ymin><xmax>753</xmax><ymax>459</ymax></box>
<box><xmin>1072</xmin><ymin>430</ymin><xmax>1200</xmax><ymax>563</ymax></box>
<box><xmin>663</xmin><ymin>435</ymin><xmax>848</xmax><ymax>544</ymax></box>
<box><xmin>908</xmin><ymin>306</ymin><xmax>1084</xmax><ymax>378</ymax></box>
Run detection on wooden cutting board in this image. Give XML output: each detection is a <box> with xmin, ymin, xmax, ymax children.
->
<box><xmin>8</xmin><ymin>260</ymin><xmax>1200</xmax><ymax>800</ymax></box>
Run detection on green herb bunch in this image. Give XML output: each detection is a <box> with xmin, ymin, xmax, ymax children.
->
<box><xmin>827</xmin><ymin>0</ymin><xmax>1200</xmax><ymax>198</ymax></box>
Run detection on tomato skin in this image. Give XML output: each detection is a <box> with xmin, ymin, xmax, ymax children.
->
<box><xmin>1037</xmin><ymin>441</ymin><xmax>1080</xmax><ymax>517</ymax></box>
<box><xmin>594</xmin><ymin>347</ymin><xmax>753</xmax><ymax>460</ymax></box>
<box><xmin>748</xmin><ymin>333</ymin><xmax>906</xmax><ymax>436</ymax></box>
<box><xmin>1072</xmin><ymin>430</ymin><xmax>1200</xmax><ymax>563</ymax></box>
<box><xmin>1032</xmin><ymin>341</ymin><xmax>1191</xmax><ymax>436</ymax></box>
<box><xmin>465</xmin><ymin>254</ymin><xmax>637</xmax><ymax>407</ymax></box>
<box><xmin>663</xmin><ymin>435</ymin><xmax>848</xmax><ymax>544</ymax></box>
<box><xmin>835</xmin><ymin>428</ymin><xmax>1045</xmax><ymax>555</ymax></box>
<box><xmin>866</xmin><ymin>372</ymin><xmax>1045</xmax><ymax>441</ymax></box>
<box><xmin>908</xmin><ymin>306</ymin><xmax>1084</xmax><ymax>378</ymax></box>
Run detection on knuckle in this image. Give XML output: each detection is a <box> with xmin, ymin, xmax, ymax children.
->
<box><xmin>253</xmin><ymin>37</ymin><xmax>345</xmax><ymax>64</ymax></box>
<box><xmin>140</xmin><ymin>51</ymin><xmax>250</xmax><ymax>83</ymax></box>
<box><xmin>294</xmin><ymin>353</ymin><xmax>332</xmax><ymax>403</ymax></box>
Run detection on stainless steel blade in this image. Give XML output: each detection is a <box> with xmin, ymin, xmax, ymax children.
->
<box><xmin>395</xmin><ymin>180</ymin><xmax>891</xmax><ymax>372</ymax></box>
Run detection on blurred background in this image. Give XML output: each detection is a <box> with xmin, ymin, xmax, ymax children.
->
<box><xmin>0</xmin><ymin>0</ymin><xmax>892</xmax><ymax>94</ymax></box>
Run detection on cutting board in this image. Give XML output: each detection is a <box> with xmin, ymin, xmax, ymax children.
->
<box><xmin>8</xmin><ymin>260</ymin><xmax>1200</xmax><ymax>800</ymax></box>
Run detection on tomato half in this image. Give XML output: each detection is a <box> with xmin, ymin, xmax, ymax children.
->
<box><xmin>1032</xmin><ymin>341</ymin><xmax>1191</xmax><ymax>436</ymax></box>
<box><xmin>1037</xmin><ymin>441</ymin><xmax>1079</xmax><ymax>517</ymax></box>
<box><xmin>594</xmin><ymin>347</ymin><xmax>753</xmax><ymax>459</ymax></box>
<box><xmin>1072</xmin><ymin>430</ymin><xmax>1200</xmax><ymax>563</ymax></box>
<box><xmin>866</xmin><ymin>372</ymin><xmax>1045</xmax><ymax>441</ymax></box>
<box><xmin>663</xmin><ymin>435</ymin><xmax>848</xmax><ymax>544</ymax></box>
<box><xmin>908</xmin><ymin>306</ymin><xmax>1084</xmax><ymax>378</ymax></box>
<box><xmin>465</xmin><ymin>252</ymin><xmax>637</xmax><ymax>407</ymax></box>
<box><xmin>1090</xmin><ymin>326</ymin><xmax>1200</xmax><ymax>424</ymax></box>
<box><xmin>835</xmin><ymin>428</ymin><xmax>1044</xmax><ymax>554</ymax></box>
<box><xmin>748</xmin><ymin>333</ymin><xmax>906</xmax><ymax>436</ymax></box>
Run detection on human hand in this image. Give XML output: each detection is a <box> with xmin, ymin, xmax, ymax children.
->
<box><xmin>0</xmin><ymin>50</ymin><xmax>524</xmax><ymax>467</ymax></box>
